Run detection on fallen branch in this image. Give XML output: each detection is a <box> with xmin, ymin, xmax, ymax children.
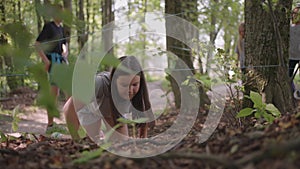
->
<box><xmin>155</xmin><ymin>137</ymin><xmax>300</xmax><ymax>168</ymax></box>
<box><xmin>0</xmin><ymin>149</ymin><xmax>19</xmax><ymax>156</ymax></box>
<box><xmin>158</xmin><ymin>152</ymin><xmax>237</xmax><ymax>169</ymax></box>
<box><xmin>235</xmin><ymin>136</ymin><xmax>300</xmax><ymax>166</ymax></box>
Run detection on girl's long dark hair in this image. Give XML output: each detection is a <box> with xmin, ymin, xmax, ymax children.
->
<box><xmin>108</xmin><ymin>56</ymin><xmax>153</xmax><ymax>127</ymax></box>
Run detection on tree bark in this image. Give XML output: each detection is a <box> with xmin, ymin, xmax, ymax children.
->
<box><xmin>77</xmin><ymin>0</ymin><xmax>87</xmax><ymax>50</ymax></box>
<box><xmin>101</xmin><ymin>0</ymin><xmax>114</xmax><ymax>60</ymax></box>
<box><xmin>0</xmin><ymin>0</ymin><xmax>18</xmax><ymax>90</ymax></box>
<box><xmin>165</xmin><ymin>0</ymin><xmax>210</xmax><ymax>109</ymax></box>
<box><xmin>0</xmin><ymin>0</ymin><xmax>5</xmax><ymax>77</ymax></box>
<box><xmin>34</xmin><ymin>0</ymin><xmax>43</xmax><ymax>33</ymax></box>
<box><xmin>63</xmin><ymin>0</ymin><xmax>72</xmax><ymax>45</ymax></box>
<box><xmin>244</xmin><ymin>0</ymin><xmax>294</xmax><ymax>113</ymax></box>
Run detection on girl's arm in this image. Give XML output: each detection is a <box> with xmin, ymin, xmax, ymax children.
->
<box><xmin>82</xmin><ymin>119</ymin><xmax>102</xmax><ymax>142</ymax></box>
<box><xmin>138</xmin><ymin>123</ymin><xmax>148</xmax><ymax>138</ymax></box>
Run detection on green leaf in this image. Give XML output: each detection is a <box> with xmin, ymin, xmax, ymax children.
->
<box><xmin>104</xmin><ymin>123</ymin><xmax>122</xmax><ymax>143</ymax></box>
<box><xmin>51</xmin><ymin>64</ymin><xmax>74</xmax><ymax>96</ymax></box>
<box><xmin>132</xmin><ymin>117</ymin><xmax>149</xmax><ymax>123</ymax></box>
<box><xmin>244</xmin><ymin>95</ymin><xmax>251</xmax><ymax>100</ymax></box>
<box><xmin>0</xmin><ymin>131</ymin><xmax>7</xmax><ymax>143</ymax></box>
<box><xmin>250</xmin><ymin>91</ymin><xmax>263</xmax><ymax>108</ymax></box>
<box><xmin>236</xmin><ymin>108</ymin><xmax>255</xmax><ymax>118</ymax></box>
<box><xmin>12</xmin><ymin>105</ymin><xmax>21</xmax><ymax>132</ymax></box>
<box><xmin>28</xmin><ymin>64</ymin><xmax>59</xmax><ymax>118</ymax></box>
<box><xmin>101</xmin><ymin>54</ymin><xmax>120</xmax><ymax>67</ymax></box>
<box><xmin>72</xmin><ymin>145</ymin><xmax>109</xmax><ymax>164</ymax></box>
<box><xmin>181</xmin><ymin>79</ymin><xmax>189</xmax><ymax>86</ymax></box>
<box><xmin>262</xmin><ymin>113</ymin><xmax>275</xmax><ymax>123</ymax></box>
<box><xmin>117</xmin><ymin>117</ymin><xmax>133</xmax><ymax>124</ymax></box>
<box><xmin>254</xmin><ymin>111</ymin><xmax>262</xmax><ymax>119</ymax></box>
<box><xmin>265</xmin><ymin>104</ymin><xmax>281</xmax><ymax>117</ymax></box>
<box><xmin>117</xmin><ymin>117</ymin><xmax>149</xmax><ymax>124</ymax></box>
<box><xmin>1</xmin><ymin>22</ymin><xmax>33</xmax><ymax>48</ymax></box>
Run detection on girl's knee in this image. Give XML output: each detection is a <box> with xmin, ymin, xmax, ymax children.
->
<box><xmin>63</xmin><ymin>97</ymin><xmax>74</xmax><ymax>116</ymax></box>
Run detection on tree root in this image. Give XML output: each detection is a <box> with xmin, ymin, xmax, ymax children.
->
<box><xmin>156</xmin><ymin>137</ymin><xmax>300</xmax><ymax>168</ymax></box>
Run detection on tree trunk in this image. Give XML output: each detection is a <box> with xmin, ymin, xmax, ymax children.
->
<box><xmin>207</xmin><ymin>0</ymin><xmax>219</xmax><ymax>74</ymax></box>
<box><xmin>244</xmin><ymin>0</ymin><xmax>294</xmax><ymax>113</ymax></box>
<box><xmin>0</xmin><ymin>0</ymin><xmax>5</xmax><ymax>79</ymax></box>
<box><xmin>101</xmin><ymin>0</ymin><xmax>114</xmax><ymax>57</ymax></box>
<box><xmin>77</xmin><ymin>0</ymin><xmax>87</xmax><ymax>50</ymax></box>
<box><xmin>165</xmin><ymin>0</ymin><xmax>210</xmax><ymax>109</ymax></box>
<box><xmin>63</xmin><ymin>0</ymin><xmax>72</xmax><ymax>45</ymax></box>
<box><xmin>35</xmin><ymin>0</ymin><xmax>43</xmax><ymax>33</ymax></box>
<box><xmin>0</xmin><ymin>0</ymin><xmax>18</xmax><ymax>90</ymax></box>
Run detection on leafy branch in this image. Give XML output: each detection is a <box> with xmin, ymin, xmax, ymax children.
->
<box><xmin>236</xmin><ymin>91</ymin><xmax>281</xmax><ymax>123</ymax></box>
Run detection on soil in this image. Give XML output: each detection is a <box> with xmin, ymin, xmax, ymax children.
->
<box><xmin>0</xmin><ymin>86</ymin><xmax>300</xmax><ymax>169</ymax></box>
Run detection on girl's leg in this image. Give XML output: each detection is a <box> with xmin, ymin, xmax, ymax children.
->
<box><xmin>63</xmin><ymin>97</ymin><xmax>80</xmax><ymax>140</ymax></box>
<box><xmin>47</xmin><ymin>85</ymin><xmax>60</xmax><ymax>127</ymax></box>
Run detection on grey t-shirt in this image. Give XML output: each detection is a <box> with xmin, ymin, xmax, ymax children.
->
<box><xmin>290</xmin><ymin>24</ymin><xmax>300</xmax><ymax>60</ymax></box>
<box><xmin>235</xmin><ymin>38</ymin><xmax>245</xmax><ymax>68</ymax></box>
<box><xmin>77</xmin><ymin>72</ymin><xmax>130</xmax><ymax>126</ymax></box>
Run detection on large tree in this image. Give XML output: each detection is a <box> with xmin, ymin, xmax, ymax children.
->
<box><xmin>63</xmin><ymin>0</ymin><xmax>72</xmax><ymax>45</ymax></box>
<box><xmin>165</xmin><ymin>0</ymin><xmax>210</xmax><ymax>109</ymax></box>
<box><xmin>244</xmin><ymin>0</ymin><xmax>294</xmax><ymax>113</ymax></box>
<box><xmin>76</xmin><ymin>0</ymin><xmax>88</xmax><ymax>50</ymax></box>
<box><xmin>101</xmin><ymin>0</ymin><xmax>114</xmax><ymax>59</ymax></box>
<box><xmin>0</xmin><ymin>0</ymin><xmax>19</xmax><ymax>90</ymax></box>
<box><xmin>165</xmin><ymin>0</ymin><xmax>195</xmax><ymax>108</ymax></box>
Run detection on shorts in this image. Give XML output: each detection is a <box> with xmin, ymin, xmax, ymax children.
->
<box><xmin>46</xmin><ymin>53</ymin><xmax>65</xmax><ymax>86</ymax></box>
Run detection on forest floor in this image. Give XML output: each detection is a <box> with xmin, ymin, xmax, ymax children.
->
<box><xmin>0</xmin><ymin>84</ymin><xmax>300</xmax><ymax>169</ymax></box>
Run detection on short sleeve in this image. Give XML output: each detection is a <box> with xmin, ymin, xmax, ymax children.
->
<box><xmin>76</xmin><ymin>72</ymin><xmax>110</xmax><ymax>126</ymax></box>
<box><xmin>95</xmin><ymin>72</ymin><xmax>110</xmax><ymax>104</ymax></box>
<box><xmin>36</xmin><ymin>23</ymin><xmax>51</xmax><ymax>42</ymax></box>
<box><xmin>77</xmin><ymin>101</ymin><xmax>102</xmax><ymax>126</ymax></box>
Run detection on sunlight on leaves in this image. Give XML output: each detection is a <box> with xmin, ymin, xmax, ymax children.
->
<box><xmin>265</xmin><ymin>104</ymin><xmax>280</xmax><ymax>117</ymax></box>
<box><xmin>250</xmin><ymin>91</ymin><xmax>263</xmax><ymax>108</ymax></box>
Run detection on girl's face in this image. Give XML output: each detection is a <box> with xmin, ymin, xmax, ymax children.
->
<box><xmin>292</xmin><ymin>8</ymin><xmax>300</xmax><ymax>24</ymax></box>
<box><xmin>116</xmin><ymin>75</ymin><xmax>141</xmax><ymax>100</ymax></box>
<box><xmin>239</xmin><ymin>25</ymin><xmax>245</xmax><ymax>38</ymax></box>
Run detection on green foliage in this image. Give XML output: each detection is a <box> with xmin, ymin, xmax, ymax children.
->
<box><xmin>0</xmin><ymin>20</ymin><xmax>60</xmax><ymax>118</ymax></box>
<box><xmin>35</xmin><ymin>2</ymin><xmax>72</xmax><ymax>24</ymax></box>
<box><xmin>118</xmin><ymin>117</ymin><xmax>149</xmax><ymax>124</ymax></box>
<box><xmin>78</xmin><ymin>126</ymin><xmax>87</xmax><ymax>139</ymax></box>
<box><xmin>72</xmin><ymin>144</ymin><xmax>110</xmax><ymax>164</ymax></box>
<box><xmin>11</xmin><ymin>105</ymin><xmax>21</xmax><ymax>132</ymax></box>
<box><xmin>199</xmin><ymin>0</ymin><xmax>244</xmax><ymax>55</ymax></box>
<box><xmin>236</xmin><ymin>91</ymin><xmax>281</xmax><ymax>123</ymax></box>
<box><xmin>28</xmin><ymin>64</ymin><xmax>59</xmax><ymax>118</ymax></box>
<box><xmin>193</xmin><ymin>73</ymin><xmax>211</xmax><ymax>90</ymax></box>
<box><xmin>212</xmin><ymin>48</ymin><xmax>240</xmax><ymax>83</ymax></box>
<box><xmin>181</xmin><ymin>76</ymin><xmax>201</xmax><ymax>99</ymax></box>
<box><xmin>0</xmin><ymin>131</ymin><xmax>8</xmax><ymax>143</ymax></box>
<box><xmin>51</xmin><ymin>64</ymin><xmax>74</xmax><ymax>96</ymax></box>
<box><xmin>210</xmin><ymin>47</ymin><xmax>245</xmax><ymax>111</ymax></box>
<box><xmin>0</xmin><ymin>22</ymin><xmax>33</xmax><ymax>70</ymax></box>
<box><xmin>117</xmin><ymin>117</ymin><xmax>148</xmax><ymax>138</ymax></box>
<box><xmin>103</xmin><ymin>123</ymin><xmax>121</xmax><ymax>143</ymax></box>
